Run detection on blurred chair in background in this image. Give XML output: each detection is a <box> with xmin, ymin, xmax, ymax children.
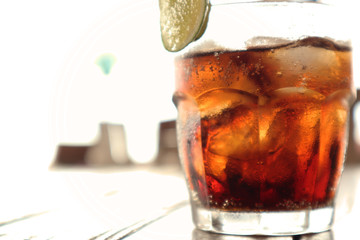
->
<box><xmin>54</xmin><ymin>145</ymin><xmax>89</xmax><ymax>165</ymax></box>
<box><xmin>86</xmin><ymin>123</ymin><xmax>131</xmax><ymax>165</ymax></box>
<box><xmin>53</xmin><ymin>123</ymin><xmax>131</xmax><ymax>167</ymax></box>
<box><xmin>153</xmin><ymin>120</ymin><xmax>180</xmax><ymax>167</ymax></box>
<box><xmin>346</xmin><ymin>88</ymin><xmax>360</xmax><ymax>165</ymax></box>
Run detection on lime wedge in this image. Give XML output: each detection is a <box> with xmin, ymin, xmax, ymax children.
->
<box><xmin>160</xmin><ymin>0</ymin><xmax>210</xmax><ymax>52</ymax></box>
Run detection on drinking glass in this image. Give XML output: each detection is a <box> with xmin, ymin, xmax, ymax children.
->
<box><xmin>173</xmin><ymin>0</ymin><xmax>355</xmax><ymax>235</ymax></box>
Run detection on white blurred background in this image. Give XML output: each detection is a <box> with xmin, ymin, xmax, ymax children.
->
<box><xmin>0</xmin><ymin>0</ymin><xmax>177</xmax><ymax>172</ymax></box>
<box><xmin>0</xmin><ymin>0</ymin><xmax>359</xmax><ymax>173</ymax></box>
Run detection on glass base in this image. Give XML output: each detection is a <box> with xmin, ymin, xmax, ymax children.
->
<box><xmin>192</xmin><ymin>206</ymin><xmax>334</xmax><ymax>236</ymax></box>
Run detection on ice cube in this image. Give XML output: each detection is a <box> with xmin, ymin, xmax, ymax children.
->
<box><xmin>245</xmin><ymin>36</ymin><xmax>292</xmax><ymax>50</ymax></box>
<box><xmin>261</xmin><ymin>87</ymin><xmax>323</xmax><ymax>186</ymax></box>
<box><xmin>259</xmin><ymin>37</ymin><xmax>352</xmax><ymax>96</ymax></box>
<box><xmin>260</xmin><ymin>87</ymin><xmax>323</xmax><ymax>152</ymax></box>
<box><xmin>268</xmin><ymin>87</ymin><xmax>325</xmax><ymax>107</ymax></box>
<box><xmin>204</xmin><ymin>151</ymin><xmax>229</xmax><ymax>183</ymax></box>
<box><xmin>196</xmin><ymin>88</ymin><xmax>261</xmax><ymax>187</ymax></box>
<box><xmin>196</xmin><ymin>88</ymin><xmax>258</xmax><ymax>118</ymax></box>
<box><xmin>203</xmin><ymin>103</ymin><xmax>259</xmax><ymax>161</ymax></box>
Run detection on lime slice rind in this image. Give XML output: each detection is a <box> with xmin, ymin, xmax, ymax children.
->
<box><xmin>194</xmin><ymin>4</ymin><xmax>210</xmax><ymax>41</ymax></box>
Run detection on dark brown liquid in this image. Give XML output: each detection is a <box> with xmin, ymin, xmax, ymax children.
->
<box><xmin>174</xmin><ymin>37</ymin><xmax>354</xmax><ymax>211</ymax></box>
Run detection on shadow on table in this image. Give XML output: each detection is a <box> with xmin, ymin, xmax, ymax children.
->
<box><xmin>192</xmin><ymin>229</ymin><xmax>333</xmax><ymax>240</ymax></box>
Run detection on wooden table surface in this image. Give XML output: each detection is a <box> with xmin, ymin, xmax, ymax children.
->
<box><xmin>0</xmin><ymin>162</ymin><xmax>359</xmax><ymax>240</ymax></box>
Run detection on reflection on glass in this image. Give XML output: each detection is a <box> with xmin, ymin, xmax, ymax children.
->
<box><xmin>192</xmin><ymin>229</ymin><xmax>333</xmax><ymax>240</ymax></box>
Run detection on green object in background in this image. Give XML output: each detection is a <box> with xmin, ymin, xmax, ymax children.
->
<box><xmin>96</xmin><ymin>53</ymin><xmax>116</xmax><ymax>75</ymax></box>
